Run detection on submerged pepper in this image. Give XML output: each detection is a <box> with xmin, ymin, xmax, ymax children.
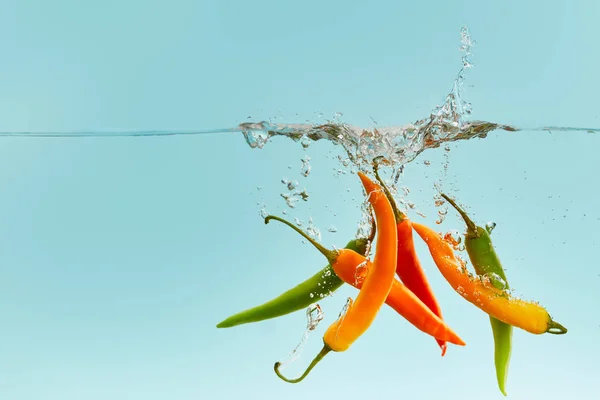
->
<box><xmin>373</xmin><ymin>161</ymin><xmax>449</xmax><ymax>356</ymax></box>
<box><xmin>216</xmin><ymin>228</ymin><xmax>373</xmax><ymax>328</ymax></box>
<box><xmin>441</xmin><ymin>193</ymin><xmax>512</xmax><ymax>396</ymax></box>
<box><xmin>272</xmin><ymin>171</ymin><xmax>398</xmax><ymax>383</ymax></box>
<box><xmin>266</xmin><ymin>214</ymin><xmax>466</xmax><ymax>347</ymax></box>
<box><xmin>411</xmin><ymin>222</ymin><xmax>567</xmax><ymax>335</ymax></box>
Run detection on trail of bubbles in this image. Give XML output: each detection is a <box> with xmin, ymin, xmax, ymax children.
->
<box><xmin>276</xmin><ymin>304</ymin><xmax>325</xmax><ymax>369</ymax></box>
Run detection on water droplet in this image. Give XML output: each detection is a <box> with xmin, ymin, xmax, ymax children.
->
<box><xmin>424</xmin><ymin>160</ymin><xmax>431</xmax><ymax>166</ymax></box>
<box><xmin>287</xmin><ymin>180</ymin><xmax>298</xmax><ymax>190</ymax></box>
<box><xmin>338</xmin><ymin>297</ymin><xmax>352</xmax><ymax>319</ymax></box>
<box><xmin>354</xmin><ymin>261</ymin><xmax>368</xmax><ymax>285</ymax></box>
<box><xmin>306</xmin><ymin>218</ymin><xmax>322</xmax><ymax>242</ymax></box>
<box><xmin>241</xmin><ymin>124</ymin><xmax>271</xmax><ymax>149</ymax></box>
<box><xmin>436</xmin><ymin>208</ymin><xmax>449</xmax><ymax>224</ymax></box>
<box><xmin>327</xmin><ymin>226</ymin><xmax>338</xmax><ymax>233</ymax></box>
<box><xmin>306</xmin><ymin>304</ymin><xmax>324</xmax><ymax>330</ymax></box>
<box><xmin>485</xmin><ymin>221</ymin><xmax>497</xmax><ymax>234</ymax></box>
<box><xmin>259</xmin><ymin>206</ymin><xmax>269</xmax><ymax>219</ymax></box>
<box><xmin>300</xmin><ymin>136</ymin><xmax>312</xmax><ymax>149</ymax></box>
<box><xmin>301</xmin><ymin>156</ymin><xmax>312</xmax><ymax>177</ymax></box>
<box><xmin>443</xmin><ymin>230</ymin><xmax>462</xmax><ymax>249</ymax></box>
<box><xmin>482</xmin><ymin>272</ymin><xmax>507</xmax><ymax>290</ymax></box>
<box><xmin>280</xmin><ymin>192</ymin><xmax>298</xmax><ymax>208</ymax></box>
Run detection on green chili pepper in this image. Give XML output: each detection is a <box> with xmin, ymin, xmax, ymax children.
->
<box><xmin>441</xmin><ymin>193</ymin><xmax>512</xmax><ymax>397</ymax></box>
<box><xmin>216</xmin><ymin>226</ymin><xmax>373</xmax><ymax>328</ymax></box>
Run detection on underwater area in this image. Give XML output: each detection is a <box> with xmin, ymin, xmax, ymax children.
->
<box><xmin>1</xmin><ymin>1</ymin><xmax>599</xmax><ymax>399</ymax></box>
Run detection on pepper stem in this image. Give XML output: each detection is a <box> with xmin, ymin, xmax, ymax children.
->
<box><xmin>274</xmin><ymin>345</ymin><xmax>332</xmax><ymax>383</ymax></box>
<box><xmin>265</xmin><ymin>215</ymin><xmax>337</xmax><ymax>265</ymax></box>
<box><xmin>546</xmin><ymin>319</ymin><xmax>568</xmax><ymax>335</ymax></box>
<box><xmin>372</xmin><ymin>159</ymin><xmax>404</xmax><ymax>222</ymax></box>
<box><xmin>440</xmin><ymin>193</ymin><xmax>478</xmax><ymax>235</ymax></box>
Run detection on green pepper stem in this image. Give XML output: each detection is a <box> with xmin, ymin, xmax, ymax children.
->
<box><xmin>547</xmin><ymin>319</ymin><xmax>568</xmax><ymax>335</ymax></box>
<box><xmin>265</xmin><ymin>215</ymin><xmax>337</xmax><ymax>265</ymax></box>
<box><xmin>274</xmin><ymin>345</ymin><xmax>332</xmax><ymax>383</ymax></box>
<box><xmin>373</xmin><ymin>159</ymin><xmax>404</xmax><ymax>222</ymax></box>
<box><xmin>440</xmin><ymin>193</ymin><xmax>478</xmax><ymax>235</ymax></box>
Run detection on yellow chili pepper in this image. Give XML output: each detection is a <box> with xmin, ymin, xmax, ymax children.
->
<box><xmin>412</xmin><ymin>222</ymin><xmax>567</xmax><ymax>335</ymax></box>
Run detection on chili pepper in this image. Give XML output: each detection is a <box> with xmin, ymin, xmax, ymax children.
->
<box><xmin>265</xmin><ymin>215</ymin><xmax>466</xmax><ymax>347</ymax></box>
<box><xmin>441</xmin><ymin>193</ymin><xmax>512</xmax><ymax>396</ymax></box>
<box><xmin>271</xmin><ymin>171</ymin><xmax>397</xmax><ymax>383</ymax></box>
<box><xmin>216</xmin><ymin>226</ymin><xmax>374</xmax><ymax>328</ymax></box>
<box><xmin>373</xmin><ymin>161</ymin><xmax>449</xmax><ymax>356</ymax></box>
<box><xmin>411</xmin><ymin>221</ymin><xmax>568</xmax><ymax>335</ymax></box>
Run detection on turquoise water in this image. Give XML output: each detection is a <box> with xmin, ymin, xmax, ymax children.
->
<box><xmin>2</xmin><ymin>1</ymin><xmax>600</xmax><ymax>399</ymax></box>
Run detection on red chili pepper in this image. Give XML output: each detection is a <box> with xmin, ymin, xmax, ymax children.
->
<box><xmin>373</xmin><ymin>162</ymin><xmax>448</xmax><ymax>356</ymax></box>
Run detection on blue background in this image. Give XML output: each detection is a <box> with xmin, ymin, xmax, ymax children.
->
<box><xmin>1</xmin><ymin>1</ymin><xmax>599</xmax><ymax>399</ymax></box>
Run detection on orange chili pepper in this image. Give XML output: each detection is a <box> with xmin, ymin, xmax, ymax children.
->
<box><xmin>411</xmin><ymin>222</ymin><xmax>567</xmax><ymax>335</ymax></box>
<box><xmin>271</xmin><ymin>171</ymin><xmax>397</xmax><ymax>383</ymax></box>
<box><xmin>336</xmin><ymin>255</ymin><xmax>465</xmax><ymax>346</ymax></box>
<box><xmin>373</xmin><ymin>162</ymin><xmax>449</xmax><ymax>355</ymax></box>
<box><xmin>266</xmin><ymin>216</ymin><xmax>466</xmax><ymax>348</ymax></box>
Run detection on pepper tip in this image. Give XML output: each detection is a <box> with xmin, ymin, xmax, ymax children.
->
<box><xmin>440</xmin><ymin>344</ymin><xmax>447</xmax><ymax>357</ymax></box>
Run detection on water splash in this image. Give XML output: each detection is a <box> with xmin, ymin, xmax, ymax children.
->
<box><xmin>236</xmin><ymin>27</ymin><xmax>498</xmax><ymax>170</ymax></box>
<box><xmin>236</xmin><ymin>27</ymin><xmax>599</xmax><ymax>172</ymax></box>
<box><xmin>0</xmin><ymin>27</ymin><xmax>598</xmax><ymax>204</ymax></box>
<box><xmin>277</xmin><ymin>304</ymin><xmax>325</xmax><ymax>368</ymax></box>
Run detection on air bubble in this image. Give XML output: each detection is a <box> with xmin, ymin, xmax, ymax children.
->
<box><xmin>482</xmin><ymin>272</ymin><xmax>507</xmax><ymax>290</ymax></box>
<box><xmin>301</xmin><ymin>156</ymin><xmax>312</xmax><ymax>177</ymax></box>
<box><xmin>485</xmin><ymin>221</ymin><xmax>497</xmax><ymax>234</ymax></box>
